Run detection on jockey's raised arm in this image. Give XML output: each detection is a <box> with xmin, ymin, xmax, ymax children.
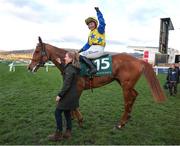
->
<box><xmin>96</xmin><ymin>7</ymin><xmax>106</xmax><ymax>34</ymax></box>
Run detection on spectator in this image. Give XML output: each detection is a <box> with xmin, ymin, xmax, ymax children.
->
<box><xmin>48</xmin><ymin>51</ymin><xmax>80</xmax><ymax>141</ymax></box>
<box><xmin>167</xmin><ymin>64</ymin><xmax>179</xmax><ymax>96</ymax></box>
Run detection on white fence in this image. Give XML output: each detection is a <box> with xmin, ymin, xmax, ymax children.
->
<box><xmin>8</xmin><ymin>62</ymin><xmax>169</xmax><ymax>75</ymax></box>
<box><xmin>8</xmin><ymin>62</ymin><xmax>55</xmax><ymax>72</ymax></box>
<box><xmin>44</xmin><ymin>63</ymin><xmax>55</xmax><ymax>72</ymax></box>
<box><xmin>8</xmin><ymin>62</ymin><xmax>28</xmax><ymax>72</ymax></box>
<box><xmin>153</xmin><ymin>66</ymin><xmax>169</xmax><ymax>75</ymax></box>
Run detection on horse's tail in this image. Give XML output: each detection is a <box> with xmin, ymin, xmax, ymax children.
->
<box><xmin>142</xmin><ymin>61</ymin><xmax>166</xmax><ymax>102</ymax></box>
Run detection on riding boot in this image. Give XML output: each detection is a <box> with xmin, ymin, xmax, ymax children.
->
<box><xmin>80</xmin><ymin>56</ymin><xmax>97</xmax><ymax>75</ymax></box>
<box><xmin>63</xmin><ymin>129</ymin><xmax>72</xmax><ymax>139</ymax></box>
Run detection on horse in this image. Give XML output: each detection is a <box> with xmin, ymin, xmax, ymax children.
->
<box><xmin>28</xmin><ymin>37</ymin><xmax>166</xmax><ymax>129</ymax></box>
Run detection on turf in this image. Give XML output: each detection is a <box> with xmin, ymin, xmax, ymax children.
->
<box><xmin>0</xmin><ymin>63</ymin><xmax>179</xmax><ymax>145</ymax></box>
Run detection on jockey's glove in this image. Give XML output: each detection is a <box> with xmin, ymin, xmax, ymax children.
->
<box><xmin>95</xmin><ymin>7</ymin><xmax>99</xmax><ymax>11</ymax></box>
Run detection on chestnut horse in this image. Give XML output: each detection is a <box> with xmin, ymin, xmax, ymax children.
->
<box><xmin>28</xmin><ymin>37</ymin><xmax>166</xmax><ymax>129</ymax></box>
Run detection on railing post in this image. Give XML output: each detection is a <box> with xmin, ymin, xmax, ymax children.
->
<box><xmin>46</xmin><ymin>65</ymin><xmax>48</xmax><ymax>72</ymax></box>
<box><xmin>156</xmin><ymin>67</ymin><xmax>158</xmax><ymax>75</ymax></box>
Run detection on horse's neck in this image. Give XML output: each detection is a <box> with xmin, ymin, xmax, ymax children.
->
<box><xmin>46</xmin><ymin>44</ymin><xmax>67</xmax><ymax>72</ymax></box>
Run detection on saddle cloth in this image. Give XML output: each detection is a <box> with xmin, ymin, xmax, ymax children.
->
<box><xmin>80</xmin><ymin>55</ymin><xmax>112</xmax><ymax>77</ymax></box>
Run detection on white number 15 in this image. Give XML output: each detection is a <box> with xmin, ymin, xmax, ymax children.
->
<box><xmin>94</xmin><ymin>58</ymin><xmax>110</xmax><ymax>71</ymax></box>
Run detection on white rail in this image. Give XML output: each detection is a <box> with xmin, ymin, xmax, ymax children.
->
<box><xmin>8</xmin><ymin>62</ymin><xmax>55</xmax><ymax>72</ymax></box>
<box><xmin>8</xmin><ymin>62</ymin><xmax>169</xmax><ymax>75</ymax></box>
<box><xmin>153</xmin><ymin>66</ymin><xmax>169</xmax><ymax>75</ymax></box>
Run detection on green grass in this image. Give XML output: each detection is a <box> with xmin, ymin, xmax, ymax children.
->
<box><xmin>0</xmin><ymin>63</ymin><xmax>180</xmax><ymax>145</ymax></box>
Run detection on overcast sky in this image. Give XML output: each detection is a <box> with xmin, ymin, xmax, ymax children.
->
<box><xmin>0</xmin><ymin>0</ymin><xmax>180</xmax><ymax>52</ymax></box>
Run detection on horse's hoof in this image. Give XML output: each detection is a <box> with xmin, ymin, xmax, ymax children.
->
<box><xmin>115</xmin><ymin>124</ymin><xmax>124</xmax><ymax>130</ymax></box>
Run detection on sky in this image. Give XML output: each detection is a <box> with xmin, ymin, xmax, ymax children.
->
<box><xmin>0</xmin><ymin>0</ymin><xmax>180</xmax><ymax>53</ymax></box>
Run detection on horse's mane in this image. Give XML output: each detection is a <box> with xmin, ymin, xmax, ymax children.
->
<box><xmin>45</xmin><ymin>43</ymin><xmax>78</xmax><ymax>53</ymax></box>
<box><xmin>44</xmin><ymin>43</ymin><xmax>80</xmax><ymax>69</ymax></box>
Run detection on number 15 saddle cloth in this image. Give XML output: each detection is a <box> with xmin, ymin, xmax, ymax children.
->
<box><xmin>80</xmin><ymin>55</ymin><xmax>112</xmax><ymax>77</ymax></box>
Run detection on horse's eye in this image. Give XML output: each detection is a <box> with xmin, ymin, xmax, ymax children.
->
<box><xmin>35</xmin><ymin>51</ymin><xmax>40</xmax><ymax>53</ymax></box>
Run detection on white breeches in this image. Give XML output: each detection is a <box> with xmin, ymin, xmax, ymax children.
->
<box><xmin>79</xmin><ymin>45</ymin><xmax>104</xmax><ymax>59</ymax></box>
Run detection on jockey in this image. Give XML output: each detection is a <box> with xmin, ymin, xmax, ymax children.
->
<box><xmin>79</xmin><ymin>7</ymin><xmax>106</xmax><ymax>75</ymax></box>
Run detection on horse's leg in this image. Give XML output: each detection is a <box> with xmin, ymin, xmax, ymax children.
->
<box><xmin>116</xmin><ymin>87</ymin><xmax>131</xmax><ymax>128</ymax></box>
<box><xmin>71</xmin><ymin>84</ymin><xmax>84</xmax><ymax>127</ymax></box>
<box><xmin>116</xmin><ymin>87</ymin><xmax>138</xmax><ymax>129</ymax></box>
<box><xmin>73</xmin><ymin>108</ymin><xmax>83</xmax><ymax>127</ymax></box>
<box><xmin>129</xmin><ymin>89</ymin><xmax>138</xmax><ymax>118</ymax></box>
<box><xmin>70</xmin><ymin>110</ymin><xmax>77</xmax><ymax>120</ymax></box>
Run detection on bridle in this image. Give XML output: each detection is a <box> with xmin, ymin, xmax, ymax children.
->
<box><xmin>37</xmin><ymin>37</ymin><xmax>48</xmax><ymax>67</ymax></box>
<box><xmin>31</xmin><ymin>37</ymin><xmax>48</xmax><ymax>67</ymax></box>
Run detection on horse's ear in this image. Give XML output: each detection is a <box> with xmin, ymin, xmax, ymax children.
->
<box><xmin>38</xmin><ymin>36</ymin><xmax>43</xmax><ymax>45</ymax></box>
